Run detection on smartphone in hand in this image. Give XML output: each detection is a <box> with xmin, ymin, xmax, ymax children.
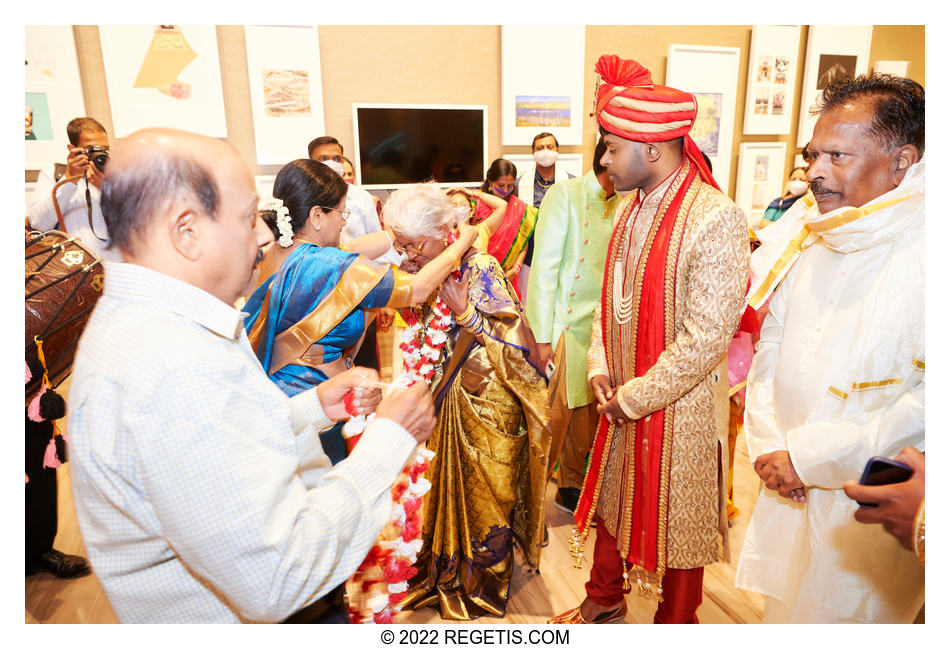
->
<box><xmin>856</xmin><ymin>456</ymin><xmax>913</xmax><ymax>507</ymax></box>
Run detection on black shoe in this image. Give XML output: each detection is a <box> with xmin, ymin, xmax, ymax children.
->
<box><xmin>554</xmin><ymin>487</ymin><xmax>580</xmax><ymax>513</ymax></box>
<box><xmin>26</xmin><ymin>549</ymin><xmax>90</xmax><ymax>579</ymax></box>
<box><xmin>542</xmin><ymin>525</ymin><xmax>550</xmax><ymax>547</ymax></box>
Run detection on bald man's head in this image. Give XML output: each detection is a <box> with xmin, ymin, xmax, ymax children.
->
<box><xmin>101</xmin><ymin>128</ymin><xmax>269</xmax><ymax>305</ymax></box>
<box><xmin>101</xmin><ymin>128</ymin><xmax>241</xmax><ymax>256</ymax></box>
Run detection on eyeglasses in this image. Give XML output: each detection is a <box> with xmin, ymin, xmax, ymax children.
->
<box><xmin>319</xmin><ymin>206</ymin><xmax>350</xmax><ymax>221</ymax></box>
<box><xmin>392</xmin><ymin>238</ymin><xmax>427</xmax><ymax>255</ymax></box>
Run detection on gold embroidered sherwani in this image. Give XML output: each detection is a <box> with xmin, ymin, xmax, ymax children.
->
<box><xmin>587</xmin><ymin>168</ymin><xmax>749</xmax><ymax>571</ymax></box>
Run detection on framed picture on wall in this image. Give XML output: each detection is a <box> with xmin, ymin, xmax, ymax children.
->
<box><xmin>666</xmin><ymin>44</ymin><xmax>741</xmax><ymax>192</ymax></box>
<box><xmin>245</xmin><ymin>26</ymin><xmax>325</xmax><ymax>166</ymax></box>
<box><xmin>99</xmin><ymin>25</ymin><xmax>228</xmax><ymax>138</ymax></box>
<box><xmin>25</xmin><ymin>26</ymin><xmax>87</xmax><ymax>171</ymax></box>
<box><xmin>796</xmin><ymin>25</ymin><xmax>872</xmax><ymax>148</ymax></box>
<box><xmin>743</xmin><ymin>26</ymin><xmax>801</xmax><ymax>135</ymax></box>
<box><xmin>501</xmin><ymin>26</ymin><xmax>585</xmax><ymax>146</ymax></box>
<box><xmin>735</xmin><ymin>141</ymin><xmax>787</xmax><ymax>229</ymax></box>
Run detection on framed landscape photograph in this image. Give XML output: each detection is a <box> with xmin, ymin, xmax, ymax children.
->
<box><xmin>501</xmin><ymin>26</ymin><xmax>585</xmax><ymax>146</ymax></box>
<box><xmin>743</xmin><ymin>25</ymin><xmax>801</xmax><ymax>135</ymax></box>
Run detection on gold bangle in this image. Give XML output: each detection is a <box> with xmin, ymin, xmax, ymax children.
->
<box><xmin>463</xmin><ymin>312</ymin><xmax>484</xmax><ymax>336</ymax></box>
<box><xmin>456</xmin><ymin>303</ymin><xmax>476</xmax><ymax>326</ymax></box>
<box><xmin>912</xmin><ymin>499</ymin><xmax>925</xmax><ymax>565</ymax></box>
<box><xmin>441</xmin><ymin>248</ymin><xmax>461</xmax><ymax>270</ymax></box>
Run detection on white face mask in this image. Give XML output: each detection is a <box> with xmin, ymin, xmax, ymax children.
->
<box><xmin>786</xmin><ymin>179</ymin><xmax>808</xmax><ymax>196</ymax></box>
<box><xmin>320</xmin><ymin>159</ymin><xmax>345</xmax><ymax>177</ymax></box>
<box><xmin>533</xmin><ymin>149</ymin><xmax>558</xmax><ymax>168</ymax></box>
<box><xmin>454</xmin><ymin>205</ymin><xmax>471</xmax><ymax>222</ymax></box>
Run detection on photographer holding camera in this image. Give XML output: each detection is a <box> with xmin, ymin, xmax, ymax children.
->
<box><xmin>28</xmin><ymin>117</ymin><xmax>122</xmax><ymax>261</ymax></box>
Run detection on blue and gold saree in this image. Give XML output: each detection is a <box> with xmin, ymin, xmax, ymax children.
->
<box><xmin>244</xmin><ymin>243</ymin><xmax>411</xmax><ymax>461</ymax></box>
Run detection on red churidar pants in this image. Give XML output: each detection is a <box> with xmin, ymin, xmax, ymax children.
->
<box><xmin>584</xmin><ymin>515</ymin><xmax>704</xmax><ymax>623</ymax></box>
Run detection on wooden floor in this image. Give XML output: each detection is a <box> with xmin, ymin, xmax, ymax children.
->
<box><xmin>25</xmin><ymin>408</ymin><xmax>766</xmax><ymax>624</ymax></box>
<box><xmin>400</xmin><ymin>433</ymin><xmax>765</xmax><ymax>624</ymax></box>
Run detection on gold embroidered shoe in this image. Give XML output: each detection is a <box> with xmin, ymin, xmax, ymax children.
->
<box><xmin>547</xmin><ymin>601</ymin><xmax>627</xmax><ymax>624</ymax></box>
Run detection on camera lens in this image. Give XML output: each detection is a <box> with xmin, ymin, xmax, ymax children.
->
<box><xmin>85</xmin><ymin>146</ymin><xmax>109</xmax><ymax>172</ymax></box>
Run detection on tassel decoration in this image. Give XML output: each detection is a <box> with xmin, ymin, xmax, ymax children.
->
<box><xmin>55</xmin><ymin>433</ymin><xmax>68</xmax><ymax>464</ymax></box>
<box><xmin>43</xmin><ymin>436</ymin><xmax>62</xmax><ymax>469</ymax></box>
<box><xmin>28</xmin><ymin>386</ymin><xmax>47</xmax><ymax>422</ymax></box>
<box><xmin>40</xmin><ymin>388</ymin><xmax>67</xmax><ymax>421</ymax></box>
<box><xmin>27</xmin><ymin>337</ymin><xmax>67</xmax><ymax>421</ymax></box>
<box><xmin>26</xmin><ymin>355</ymin><xmax>44</xmax><ymax>383</ymax></box>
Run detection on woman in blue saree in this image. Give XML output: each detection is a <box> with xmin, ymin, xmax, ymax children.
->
<box><xmin>243</xmin><ymin>160</ymin><xmax>476</xmax><ymax>462</ymax></box>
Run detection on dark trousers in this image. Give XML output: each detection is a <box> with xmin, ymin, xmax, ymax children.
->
<box><xmin>25</xmin><ymin>414</ymin><xmax>57</xmax><ymax>565</ymax></box>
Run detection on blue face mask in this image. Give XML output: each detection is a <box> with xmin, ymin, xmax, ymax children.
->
<box><xmin>491</xmin><ymin>185</ymin><xmax>513</xmax><ymax>198</ymax></box>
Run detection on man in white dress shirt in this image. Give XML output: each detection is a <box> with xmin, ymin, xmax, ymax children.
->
<box><xmin>68</xmin><ymin>127</ymin><xmax>436</xmax><ymax>623</ymax></box>
<box><xmin>736</xmin><ymin>74</ymin><xmax>925</xmax><ymax>623</ymax></box>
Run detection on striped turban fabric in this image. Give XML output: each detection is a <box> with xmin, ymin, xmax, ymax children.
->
<box><xmin>594</xmin><ymin>56</ymin><xmax>696</xmax><ymax>142</ymax></box>
<box><xmin>593</xmin><ymin>54</ymin><xmax>720</xmax><ymax>190</ymax></box>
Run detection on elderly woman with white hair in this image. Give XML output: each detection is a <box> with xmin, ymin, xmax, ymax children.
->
<box><xmin>386</xmin><ymin>183</ymin><xmax>551</xmax><ymax>621</ymax></box>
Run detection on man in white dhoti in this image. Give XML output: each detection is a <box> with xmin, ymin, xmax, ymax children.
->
<box><xmin>735</xmin><ymin>73</ymin><xmax>925</xmax><ymax>623</ymax></box>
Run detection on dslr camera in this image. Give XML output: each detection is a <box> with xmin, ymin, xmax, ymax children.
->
<box><xmin>84</xmin><ymin>145</ymin><xmax>110</xmax><ymax>172</ymax></box>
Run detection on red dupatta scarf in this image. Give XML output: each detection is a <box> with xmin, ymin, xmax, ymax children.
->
<box><xmin>570</xmin><ymin>159</ymin><xmax>702</xmax><ymax>601</ymax></box>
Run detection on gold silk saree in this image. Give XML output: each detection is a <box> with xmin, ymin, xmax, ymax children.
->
<box><xmin>402</xmin><ymin>252</ymin><xmax>551</xmax><ymax>620</ymax></box>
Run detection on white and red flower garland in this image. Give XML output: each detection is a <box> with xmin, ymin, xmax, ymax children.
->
<box><xmin>343</xmin><ymin>291</ymin><xmax>457</xmax><ymax>624</ymax></box>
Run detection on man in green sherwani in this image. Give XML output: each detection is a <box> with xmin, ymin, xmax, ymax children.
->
<box><xmin>526</xmin><ymin>137</ymin><xmax>619</xmax><ymax>513</ymax></box>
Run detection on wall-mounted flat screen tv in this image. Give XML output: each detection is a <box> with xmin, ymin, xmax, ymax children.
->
<box><xmin>352</xmin><ymin>104</ymin><xmax>488</xmax><ymax>189</ymax></box>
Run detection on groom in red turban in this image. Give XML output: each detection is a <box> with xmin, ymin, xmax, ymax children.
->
<box><xmin>548</xmin><ymin>55</ymin><xmax>749</xmax><ymax>624</ymax></box>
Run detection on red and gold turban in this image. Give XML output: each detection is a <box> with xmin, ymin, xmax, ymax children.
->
<box><xmin>593</xmin><ymin>54</ymin><xmax>719</xmax><ymax>190</ymax></box>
